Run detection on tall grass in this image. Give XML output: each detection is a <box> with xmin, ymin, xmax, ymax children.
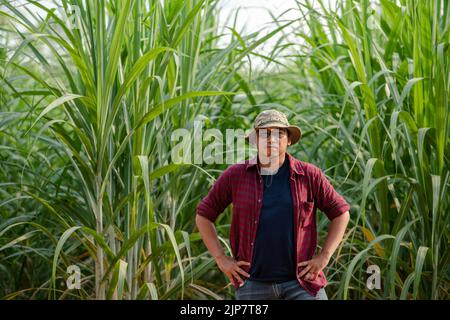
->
<box><xmin>1</xmin><ymin>0</ymin><xmax>448</xmax><ymax>300</ymax></box>
<box><xmin>0</xmin><ymin>0</ymin><xmax>294</xmax><ymax>299</ymax></box>
<box><xmin>2</xmin><ymin>0</ymin><xmax>218</xmax><ymax>300</ymax></box>
<box><xmin>261</xmin><ymin>0</ymin><xmax>449</xmax><ymax>299</ymax></box>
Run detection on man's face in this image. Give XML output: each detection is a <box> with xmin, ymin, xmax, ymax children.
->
<box><xmin>256</xmin><ymin>127</ymin><xmax>291</xmax><ymax>160</ymax></box>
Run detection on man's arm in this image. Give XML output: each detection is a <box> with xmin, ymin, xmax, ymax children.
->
<box><xmin>196</xmin><ymin>214</ymin><xmax>250</xmax><ymax>285</ymax></box>
<box><xmin>195</xmin><ymin>167</ymin><xmax>250</xmax><ymax>285</ymax></box>
<box><xmin>298</xmin><ymin>166</ymin><xmax>351</xmax><ymax>281</ymax></box>
<box><xmin>195</xmin><ymin>214</ymin><xmax>226</xmax><ymax>260</ymax></box>
<box><xmin>298</xmin><ymin>211</ymin><xmax>350</xmax><ymax>281</ymax></box>
<box><xmin>319</xmin><ymin>211</ymin><xmax>350</xmax><ymax>261</ymax></box>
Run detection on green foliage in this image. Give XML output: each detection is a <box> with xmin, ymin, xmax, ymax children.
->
<box><xmin>0</xmin><ymin>0</ymin><xmax>448</xmax><ymax>300</ymax></box>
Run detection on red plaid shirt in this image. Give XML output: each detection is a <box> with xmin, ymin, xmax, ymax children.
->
<box><xmin>196</xmin><ymin>152</ymin><xmax>350</xmax><ymax>296</ymax></box>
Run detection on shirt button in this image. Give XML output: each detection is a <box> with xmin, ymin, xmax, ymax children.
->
<box><xmin>258</xmin><ymin>199</ymin><xmax>261</xmax><ymax>203</ymax></box>
<box><xmin>251</xmin><ymin>242</ymin><xmax>254</xmax><ymax>246</ymax></box>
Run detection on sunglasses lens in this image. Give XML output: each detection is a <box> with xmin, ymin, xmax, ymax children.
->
<box><xmin>257</xmin><ymin>129</ymin><xmax>287</xmax><ymax>139</ymax></box>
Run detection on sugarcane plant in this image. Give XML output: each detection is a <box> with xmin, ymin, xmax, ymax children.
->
<box><xmin>260</xmin><ymin>0</ymin><xmax>449</xmax><ymax>299</ymax></box>
<box><xmin>0</xmin><ymin>0</ymin><xmax>296</xmax><ymax>299</ymax></box>
<box><xmin>0</xmin><ymin>0</ymin><xmax>233</xmax><ymax>300</ymax></box>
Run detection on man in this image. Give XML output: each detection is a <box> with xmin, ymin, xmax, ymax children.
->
<box><xmin>195</xmin><ymin>109</ymin><xmax>350</xmax><ymax>300</ymax></box>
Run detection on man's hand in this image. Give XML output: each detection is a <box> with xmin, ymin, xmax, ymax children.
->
<box><xmin>298</xmin><ymin>211</ymin><xmax>350</xmax><ymax>281</ymax></box>
<box><xmin>215</xmin><ymin>255</ymin><xmax>250</xmax><ymax>285</ymax></box>
<box><xmin>297</xmin><ymin>252</ymin><xmax>330</xmax><ymax>281</ymax></box>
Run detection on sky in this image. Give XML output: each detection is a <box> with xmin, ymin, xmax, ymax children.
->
<box><xmin>217</xmin><ymin>0</ymin><xmax>300</xmax><ymax>33</ymax></box>
<box><xmin>216</xmin><ymin>0</ymin><xmax>302</xmax><ymax>52</ymax></box>
<box><xmin>3</xmin><ymin>0</ymin><xmax>314</xmax><ymax>69</ymax></box>
<box><xmin>215</xmin><ymin>0</ymin><xmax>329</xmax><ymax>70</ymax></box>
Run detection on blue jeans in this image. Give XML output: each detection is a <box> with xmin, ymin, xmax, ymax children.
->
<box><xmin>235</xmin><ymin>279</ymin><xmax>328</xmax><ymax>300</ymax></box>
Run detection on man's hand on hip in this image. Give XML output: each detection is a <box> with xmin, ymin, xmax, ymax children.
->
<box><xmin>215</xmin><ymin>255</ymin><xmax>250</xmax><ymax>285</ymax></box>
<box><xmin>297</xmin><ymin>252</ymin><xmax>330</xmax><ymax>281</ymax></box>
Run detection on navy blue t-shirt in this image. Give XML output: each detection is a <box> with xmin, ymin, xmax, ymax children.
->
<box><xmin>248</xmin><ymin>156</ymin><xmax>297</xmax><ymax>282</ymax></box>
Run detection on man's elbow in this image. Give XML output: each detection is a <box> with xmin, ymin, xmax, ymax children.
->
<box><xmin>330</xmin><ymin>210</ymin><xmax>350</xmax><ymax>223</ymax></box>
<box><xmin>338</xmin><ymin>211</ymin><xmax>350</xmax><ymax>224</ymax></box>
<box><xmin>196</xmin><ymin>212</ymin><xmax>214</xmax><ymax>227</ymax></box>
<box><xmin>195</xmin><ymin>213</ymin><xmax>204</xmax><ymax>227</ymax></box>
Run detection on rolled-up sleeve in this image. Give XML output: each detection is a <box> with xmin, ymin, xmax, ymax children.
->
<box><xmin>312</xmin><ymin>166</ymin><xmax>350</xmax><ymax>220</ymax></box>
<box><xmin>196</xmin><ymin>167</ymin><xmax>233</xmax><ymax>223</ymax></box>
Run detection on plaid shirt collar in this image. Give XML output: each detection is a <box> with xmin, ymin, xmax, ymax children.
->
<box><xmin>245</xmin><ymin>152</ymin><xmax>305</xmax><ymax>176</ymax></box>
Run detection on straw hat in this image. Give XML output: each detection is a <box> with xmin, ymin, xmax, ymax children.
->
<box><xmin>245</xmin><ymin>109</ymin><xmax>302</xmax><ymax>145</ymax></box>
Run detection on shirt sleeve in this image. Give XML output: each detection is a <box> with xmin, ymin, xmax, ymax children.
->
<box><xmin>312</xmin><ymin>166</ymin><xmax>350</xmax><ymax>220</ymax></box>
<box><xmin>196</xmin><ymin>166</ymin><xmax>233</xmax><ymax>223</ymax></box>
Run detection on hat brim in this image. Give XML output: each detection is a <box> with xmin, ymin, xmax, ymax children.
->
<box><xmin>245</xmin><ymin>124</ymin><xmax>302</xmax><ymax>146</ymax></box>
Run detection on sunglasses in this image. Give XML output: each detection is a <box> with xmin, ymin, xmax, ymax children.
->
<box><xmin>256</xmin><ymin>128</ymin><xmax>289</xmax><ymax>140</ymax></box>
